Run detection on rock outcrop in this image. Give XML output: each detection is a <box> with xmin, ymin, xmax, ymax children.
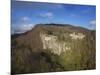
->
<box><xmin>69</xmin><ymin>32</ymin><xmax>85</xmax><ymax>40</ymax></box>
<box><xmin>40</xmin><ymin>33</ymin><xmax>71</xmax><ymax>55</ymax></box>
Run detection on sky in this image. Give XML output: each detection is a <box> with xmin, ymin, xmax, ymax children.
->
<box><xmin>11</xmin><ymin>0</ymin><xmax>96</xmax><ymax>34</ymax></box>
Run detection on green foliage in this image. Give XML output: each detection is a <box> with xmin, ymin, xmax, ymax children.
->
<box><xmin>11</xmin><ymin>25</ymin><xmax>96</xmax><ymax>74</ymax></box>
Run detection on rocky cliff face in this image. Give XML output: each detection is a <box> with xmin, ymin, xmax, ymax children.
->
<box><xmin>40</xmin><ymin>32</ymin><xmax>85</xmax><ymax>55</ymax></box>
<box><xmin>11</xmin><ymin>24</ymin><xmax>96</xmax><ymax>74</ymax></box>
<box><xmin>40</xmin><ymin>33</ymin><xmax>70</xmax><ymax>55</ymax></box>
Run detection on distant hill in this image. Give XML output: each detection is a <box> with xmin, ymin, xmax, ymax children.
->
<box><xmin>11</xmin><ymin>24</ymin><xmax>96</xmax><ymax>74</ymax></box>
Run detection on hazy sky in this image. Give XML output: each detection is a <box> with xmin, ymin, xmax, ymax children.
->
<box><xmin>11</xmin><ymin>0</ymin><xmax>96</xmax><ymax>34</ymax></box>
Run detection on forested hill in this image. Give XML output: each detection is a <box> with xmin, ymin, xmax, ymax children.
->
<box><xmin>11</xmin><ymin>24</ymin><xmax>96</xmax><ymax>74</ymax></box>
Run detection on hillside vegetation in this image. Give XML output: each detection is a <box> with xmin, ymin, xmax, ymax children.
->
<box><xmin>11</xmin><ymin>24</ymin><xmax>96</xmax><ymax>74</ymax></box>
